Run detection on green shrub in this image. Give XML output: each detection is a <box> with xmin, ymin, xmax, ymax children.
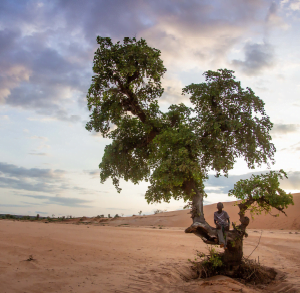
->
<box><xmin>5</xmin><ymin>214</ymin><xmax>16</xmax><ymax>219</ymax></box>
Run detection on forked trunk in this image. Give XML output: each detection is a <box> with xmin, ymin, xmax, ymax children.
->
<box><xmin>185</xmin><ymin>186</ymin><xmax>251</xmax><ymax>269</ymax></box>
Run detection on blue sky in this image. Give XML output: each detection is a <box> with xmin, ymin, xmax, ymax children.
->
<box><xmin>0</xmin><ymin>0</ymin><xmax>300</xmax><ymax>217</ymax></box>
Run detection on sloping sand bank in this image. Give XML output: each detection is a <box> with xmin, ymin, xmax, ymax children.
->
<box><xmin>1</xmin><ymin>220</ymin><xmax>299</xmax><ymax>292</ymax></box>
<box><xmin>107</xmin><ymin>193</ymin><xmax>300</xmax><ymax>230</ymax></box>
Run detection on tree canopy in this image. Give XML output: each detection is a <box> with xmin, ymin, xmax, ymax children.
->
<box><xmin>85</xmin><ymin>36</ymin><xmax>276</xmax><ymax>210</ymax></box>
<box><xmin>228</xmin><ymin>170</ymin><xmax>294</xmax><ymax>218</ymax></box>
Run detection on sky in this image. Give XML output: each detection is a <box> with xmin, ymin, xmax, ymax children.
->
<box><xmin>0</xmin><ymin>0</ymin><xmax>300</xmax><ymax>218</ymax></box>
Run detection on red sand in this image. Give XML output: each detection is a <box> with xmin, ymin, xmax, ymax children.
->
<box><xmin>109</xmin><ymin>193</ymin><xmax>300</xmax><ymax>230</ymax></box>
<box><xmin>1</xmin><ymin>193</ymin><xmax>299</xmax><ymax>292</ymax></box>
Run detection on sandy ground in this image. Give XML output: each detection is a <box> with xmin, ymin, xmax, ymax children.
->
<box><xmin>0</xmin><ymin>224</ymin><xmax>299</xmax><ymax>292</ymax></box>
<box><xmin>1</xmin><ymin>194</ymin><xmax>299</xmax><ymax>293</ymax></box>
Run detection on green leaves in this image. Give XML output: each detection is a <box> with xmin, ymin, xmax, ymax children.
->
<box><xmin>145</xmin><ymin>122</ymin><xmax>206</xmax><ymax>204</ymax></box>
<box><xmin>86</xmin><ymin>36</ymin><xmax>166</xmax><ymax>136</ymax></box>
<box><xmin>228</xmin><ymin>170</ymin><xmax>294</xmax><ymax>217</ymax></box>
<box><xmin>182</xmin><ymin>68</ymin><xmax>275</xmax><ymax>175</ymax></box>
<box><xmin>86</xmin><ymin>37</ymin><xmax>279</xmax><ymax>209</ymax></box>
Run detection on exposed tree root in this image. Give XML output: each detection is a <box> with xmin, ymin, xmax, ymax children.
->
<box><xmin>189</xmin><ymin>251</ymin><xmax>277</xmax><ymax>285</ymax></box>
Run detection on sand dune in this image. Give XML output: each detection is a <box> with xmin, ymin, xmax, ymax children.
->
<box><xmin>107</xmin><ymin>193</ymin><xmax>300</xmax><ymax>230</ymax></box>
<box><xmin>1</xmin><ymin>193</ymin><xmax>299</xmax><ymax>292</ymax></box>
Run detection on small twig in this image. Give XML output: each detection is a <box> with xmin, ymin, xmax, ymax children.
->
<box><xmin>246</xmin><ymin>230</ymin><xmax>263</xmax><ymax>260</ymax></box>
<box><xmin>26</xmin><ymin>255</ymin><xmax>34</xmax><ymax>261</ymax></box>
<box><xmin>246</xmin><ymin>269</ymin><xmax>256</xmax><ymax>280</ymax></box>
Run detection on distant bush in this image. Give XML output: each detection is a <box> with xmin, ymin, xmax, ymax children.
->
<box><xmin>154</xmin><ymin>209</ymin><xmax>167</xmax><ymax>214</ymax></box>
<box><xmin>114</xmin><ymin>214</ymin><xmax>120</xmax><ymax>218</ymax></box>
<box><xmin>21</xmin><ymin>216</ymin><xmax>31</xmax><ymax>220</ymax></box>
<box><xmin>36</xmin><ymin>214</ymin><xmax>40</xmax><ymax>220</ymax></box>
<box><xmin>5</xmin><ymin>214</ymin><xmax>16</xmax><ymax>219</ymax></box>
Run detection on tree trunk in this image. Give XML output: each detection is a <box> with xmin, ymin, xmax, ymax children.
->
<box><xmin>223</xmin><ymin>236</ymin><xmax>243</xmax><ymax>267</ymax></box>
<box><xmin>185</xmin><ymin>191</ymin><xmax>252</xmax><ymax>268</ymax></box>
<box><xmin>192</xmin><ymin>189</ymin><xmax>205</xmax><ymax>223</ymax></box>
<box><xmin>183</xmin><ymin>179</ymin><xmax>205</xmax><ymax>224</ymax></box>
<box><xmin>185</xmin><ymin>217</ymin><xmax>249</xmax><ymax>267</ymax></box>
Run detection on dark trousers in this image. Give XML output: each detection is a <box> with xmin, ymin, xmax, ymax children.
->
<box><xmin>217</xmin><ymin>224</ymin><xmax>228</xmax><ymax>246</ymax></box>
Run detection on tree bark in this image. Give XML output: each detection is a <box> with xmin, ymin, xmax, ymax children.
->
<box><xmin>185</xmin><ymin>202</ymin><xmax>250</xmax><ymax>267</ymax></box>
<box><xmin>182</xmin><ymin>180</ymin><xmax>205</xmax><ymax>223</ymax></box>
<box><xmin>192</xmin><ymin>189</ymin><xmax>205</xmax><ymax>223</ymax></box>
<box><xmin>222</xmin><ymin>235</ymin><xmax>243</xmax><ymax>267</ymax></box>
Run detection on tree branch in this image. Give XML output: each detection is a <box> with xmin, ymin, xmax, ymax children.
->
<box><xmin>114</xmin><ymin>75</ymin><xmax>160</xmax><ymax>145</ymax></box>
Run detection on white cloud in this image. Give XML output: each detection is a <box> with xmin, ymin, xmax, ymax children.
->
<box><xmin>0</xmin><ymin>115</ymin><xmax>9</xmax><ymax>120</ymax></box>
<box><xmin>30</xmin><ymin>135</ymin><xmax>48</xmax><ymax>141</ymax></box>
<box><xmin>290</xmin><ymin>2</ymin><xmax>300</xmax><ymax>10</ymax></box>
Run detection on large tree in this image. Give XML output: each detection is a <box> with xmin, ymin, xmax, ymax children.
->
<box><xmin>86</xmin><ymin>37</ymin><xmax>292</xmax><ymax>266</ymax></box>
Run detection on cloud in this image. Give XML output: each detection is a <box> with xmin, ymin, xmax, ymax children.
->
<box><xmin>265</xmin><ymin>1</ymin><xmax>288</xmax><ymax>30</ymax></box>
<box><xmin>84</xmin><ymin>170</ymin><xmax>100</xmax><ymax>178</ymax></box>
<box><xmin>205</xmin><ymin>170</ymin><xmax>300</xmax><ymax>194</ymax></box>
<box><xmin>0</xmin><ymin>162</ymin><xmax>98</xmax><ymax>194</ymax></box>
<box><xmin>230</xmin><ymin>1</ymin><xmax>289</xmax><ymax>75</ymax></box>
<box><xmin>35</xmin><ymin>211</ymin><xmax>48</xmax><ymax>215</ymax></box>
<box><xmin>280</xmin><ymin>141</ymin><xmax>300</xmax><ymax>152</ymax></box>
<box><xmin>30</xmin><ymin>135</ymin><xmax>48</xmax><ymax>141</ymax></box>
<box><xmin>290</xmin><ymin>1</ymin><xmax>300</xmax><ymax>11</ymax></box>
<box><xmin>1</xmin><ymin>203</ymin><xmax>32</xmax><ymax>208</ymax></box>
<box><xmin>0</xmin><ymin>115</ymin><xmax>9</xmax><ymax>120</ymax></box>
<box><xmin>20</xmin><ymin>194</ymin><xmax>93</xmax><ymax>208</ymax></box>
<box><xmin>281</xmin><ymin>0</ymin><xmax>300</xmax><ymax>11</ymax></box>
<box><xmin>279</xmin><ymin>171</ymin><xmax>300</xmax><ymax>189</ymax></box>
<box><xmin>0</xmin><ymin>22</ymin><xmax>88</xmax><ymax>121</ymax></box>
<box><xmin>28</xmin><ymin>135</ymin><xmax>51</xmax><ymax>153</ymax></box>
<box><xmin>0</xmin><ymin>0</ymin><xmax>275</xmax><ymax>121</ymax></box>
<box><xmin>28</xmin><ymin>152</ymin><xmax>48</xmax><ymax>156</ymax></box>
<box><xmin>160</xmin><ymin>77</ymin><xmax>186</xmax><ymax>104</ymax></box>
<box><xmin>140</xmin><ymin>0</ymin><xmax>269</xmax><ymax>71</ymax></box>
<box><xmin>271</xmin><ymin>123</ymin><xmax>299</xmax><ymax>135</ymax></box>
<box><xmin>0</xmin><ymin>176</ymin><xmax>63</xmax><ymax>193</ymax></box>
<box><xmin>54</xmin><ymin>111</ymin><xmax>81</xmax><ymax>123</ymax></box>
<box><xmin>203</xmin><ymin>199</ymin><xmax>214</xmax><ymax>205</ymax></box>
<box><xmin>0</xmin><ymin>162</ymin><xmax>65</xmax><ymax>180</ymax></box>
<box><xmin>232</xmin><ymin>42</ymin><xmax>275</xmax><ymax>75</ymax></box>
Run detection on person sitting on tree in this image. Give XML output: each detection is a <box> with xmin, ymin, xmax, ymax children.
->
<box><xmin>214</xmin><ymin>202</ymin><xmax>230</xmax><ymax>249</ymax></box>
